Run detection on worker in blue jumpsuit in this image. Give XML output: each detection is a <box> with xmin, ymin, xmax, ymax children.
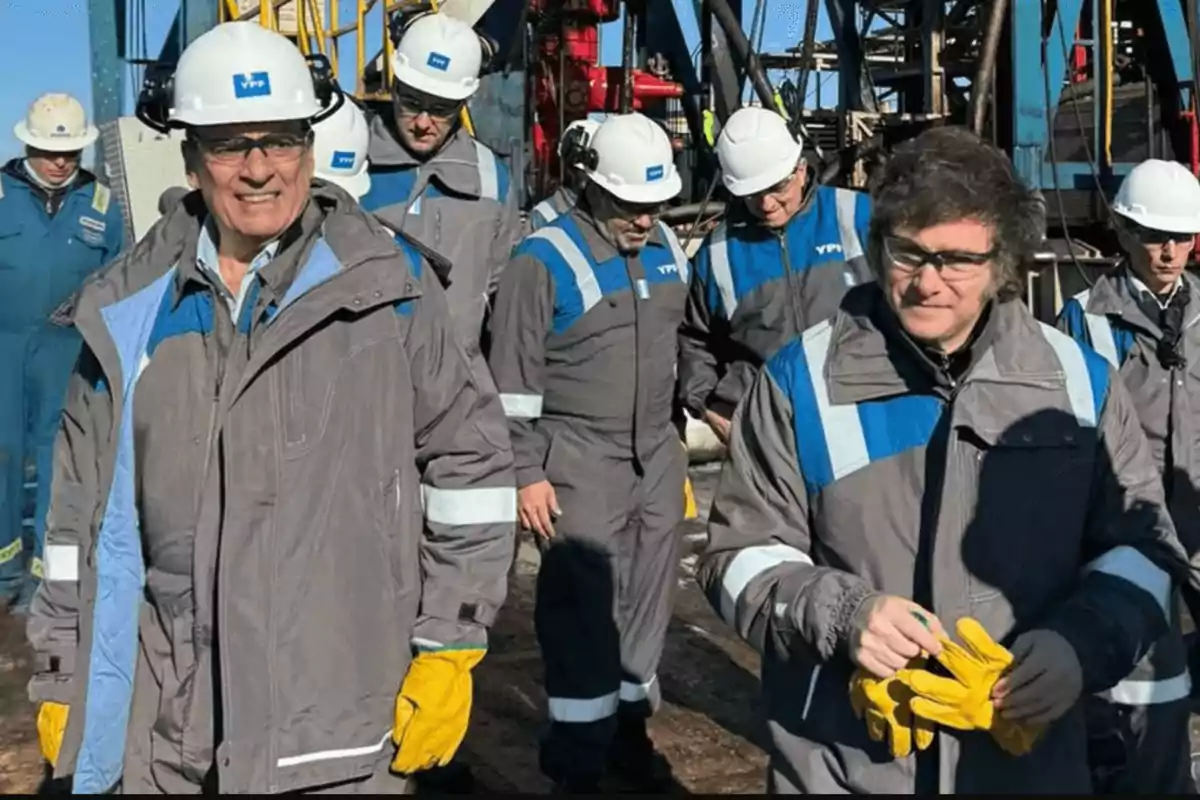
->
<box><xmin>0</xmin><ymin>93</ymin><xmax>124</xmax><ymax>611</ymax></box>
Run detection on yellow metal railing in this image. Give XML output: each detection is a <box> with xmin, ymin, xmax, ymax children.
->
<box><xmin>216</xmin><ymin>0</ymin><xmax>475</xmax><ymax>135</ymax></box>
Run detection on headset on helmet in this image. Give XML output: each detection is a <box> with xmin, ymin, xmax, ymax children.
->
<box><xmin>559</xmin><ymin>123</ymin><xmax>599</xmax><ymax>172</ymax></box>
<box><xmin>136</xmin><ymin>52</ymin><xmax>344</xmax><ymax>135</ymax></box>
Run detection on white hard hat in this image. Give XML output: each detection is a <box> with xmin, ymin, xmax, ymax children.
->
<box><xmin>1113</xmin><ymin>159</ymin><xmax>1200</xmax><ymax>234</ymax></box>
<box><xmin>171</xmin><ymin>22</ymin><xmax>324</xmax><ymax>127</ymax></box>
<box><xmin>391</xmin><ymin>14</ymin><xmax>482</xmax><ymax>102</ymax></box>
<box><xmin>558</xmin><ymin>118</ymin><xmax>600</xmax><ymax>159</ymax></box>
<box><xmin>586</xmin><ymin>113</ymin><xmax>681</xmax><ymax>204</ymax></box>
<box><xmin>14</xmin><ymin>93</ymin><xmax>98</xmax><ymax>153</ymax></box>
<box><xmin>715</xmin><ymin>106</ymin><xmax>803</xmax><ymax>196</ymax></box>
<box><xmin>313</xmin><ymin>99</ymin><xmax>371</xmax><ymax>198</ymax></box>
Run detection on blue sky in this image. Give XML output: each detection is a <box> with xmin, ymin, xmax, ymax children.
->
<box><xmin>0</xmin><ymin>0</ymin><xmax>831</xmax><ymax>163</ymax></box>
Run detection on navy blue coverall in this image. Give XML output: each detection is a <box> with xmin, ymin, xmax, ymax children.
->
<box><xmin>0</xmin><ymin>158</ymin><xmax>124</xmax><ymax>604</ymax></box>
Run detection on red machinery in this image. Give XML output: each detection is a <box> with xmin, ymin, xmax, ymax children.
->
<box><xmin>528</xmin><ymin>0</ymin><xmax>683</xmax><ymax>200</ymax></box>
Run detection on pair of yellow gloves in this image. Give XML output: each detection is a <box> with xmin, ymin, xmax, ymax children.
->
<box><xmin>35</xmin><ymin>648</ymin><xmax>486</xmax><ymax>777</ymax></box>
<box><xmin>848</xmin><ymin>618</ymin><xmax>1045</xmax><ymax>759</ymax></box>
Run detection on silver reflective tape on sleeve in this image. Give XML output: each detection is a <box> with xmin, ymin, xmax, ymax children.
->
<box><xmin>475</xmin><ymin>141</ymin><xmax>499</xmax><ymax>201</ymax></box>
<box><xmin>659</xmin><ymin>221</ymin><xmax>690</xmax><ymax>283</ymax></box>
<box><xmin>548</xmin><ymin>691</ymin><xmax>620</xmax><ymax>723</ymax></box>
<box><xmin>803</xmin><ymin>320</ymin><xmax>870</xmax><ymax>479</ymax></box>
<box><xmin>421</xmin><ymin>485</ymin><xmax>518</xmax><ymax>525</ymax></box>
<box><xmin>1085</xmin><ymin>545</ymin><xmax>1172</xmax><ymax>617</ymax></box>
<box><xmin>277</xmin><ymin>731</ymin><xmax>393</xmax><ymax>769</ymax></box>
<box><xmin>718</xmin><ymin>543</ymin><xmax>813</xmax><ymax>624</ymax></box>
<box><xmin>529</xmin><ymin>226</ymin><xmax>603</xmax><ymax>315</ymax></box>
<box><xmin>708</xmin><ymin>225</ymin><xmax>737</xmax><ymax>318</ymax></box>
<box><xmin>500</xmin><ymin>392</ymin><xmax>544</xmax><ymax>419</ymax></box>
<box><xmin>1083</xmin><ymin>312</ymin><xmax>1121</xmax><ymax>368</ymax></box>
<box><xmin>833</xmin><ymin>188</ymin><xmax>864</xmax><ymax>261</ymax></box>
<box><xmin>45</xmin><ymin>544</ymin><xmax>79</xmax><ymax>583</ymax></box>
<box><xmin>533</xmin><ymin>199</ymin><xmax>558</xmax><ymax>225</ymax></box>
<box><xmin>1101</xmin><ymin>672</ymin><xmax>1191</xmax><ymax>706</ymax></box>
<box><xmin>618</xmin><ymin>675</ymin><xmax>658</xmax><ymax>702</ymax></box>
<box><xmin>1037</xmin><ymin>322</ymin><xmax>1098</xmax><ymax>428</ymax></box>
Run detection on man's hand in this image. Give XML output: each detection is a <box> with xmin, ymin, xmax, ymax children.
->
<box><xmin>704</xmin><ymin>409</ymin><xmax>732</xmax><ymax>444</ymax></box>
<box><xmin>518</xmin><ymin>480</ymin><xmax>561</xmax><ymax>540</ymax></box>
<box><xmin>850</xmin><ymin>595</ymin><xmax>945</xmax><ymax>679</ymax></box>
<box><xmin>992</xmin><ymin>629</ymin><xmax>1083</xmax><ymax>726</ymax></box>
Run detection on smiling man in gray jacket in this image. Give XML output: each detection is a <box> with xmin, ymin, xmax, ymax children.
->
<box><xmin>25</xmin><ymin>22</ymin><xmax>515</xmax><ymax>795</ymax></box>
<box><xmin>698</xmin><ymin>127</ymin><xmax>1197</xmax><ymax>793</ymax></box>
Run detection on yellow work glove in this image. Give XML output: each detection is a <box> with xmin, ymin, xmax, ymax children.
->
<box><xmin>391</xmin><ymin>648</ymin><xmax>486</xmax><ymax>775</ymax></box>
<box><xmin>684</xmin><ymin>476</ymin><xmax>698</xmax><ymax>520</ymax></box>
<box><xmin>897</xmin><ymin>617</ymin><xmax>1044</xmax><ymax>756</ymax></box>
<box><xmin>849</xmin><ymin>658</ymin><xmax>935</xmax><ymax>758</ymax></box>
<box><xmin>37</xmin><ymin>701</ymin><xmax>69</xmax><ymax>768</ymax></box>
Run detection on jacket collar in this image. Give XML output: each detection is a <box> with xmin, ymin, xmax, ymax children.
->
<box><xmin>366</xmin><ymin>114</ymin><xmax>485</xmax><ymax>199</ymax></box>
<box><xmin>1083</xmin><ymin>264</ymin><xmax>1200</xmax><ymax>337</ymax></box>
<box><xmin>825</xmin><ymin>285</ymin><xmax>1062</xmax><ymax>406</ymax></box>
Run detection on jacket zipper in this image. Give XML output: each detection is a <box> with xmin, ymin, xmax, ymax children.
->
<box><xmin>778</xmin><ymin>231</ymin><xmax>804</xmax><ymax>337</ymax></box>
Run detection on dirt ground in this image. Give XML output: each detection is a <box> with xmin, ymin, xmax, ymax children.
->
<box><xmin>3</xmin><ymin>463</ymin><xmax>1200</xmax><ymax>793</ymax></box>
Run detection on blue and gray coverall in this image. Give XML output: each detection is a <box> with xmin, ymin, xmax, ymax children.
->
<box><xmin>0</xmin><ymin>158</ymin><xmax>123</xmax><ymax>602</ymax></box>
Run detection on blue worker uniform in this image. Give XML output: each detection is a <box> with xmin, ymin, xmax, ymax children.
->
<box><xmin>677</xmin><ymin>184</ymin><xmax>873</xmax><ymax>420</ymax></box>
<box><xmin>0</xmin><ymin>159</ymin><xmax>124</xmax><ymax>604</ymax></box>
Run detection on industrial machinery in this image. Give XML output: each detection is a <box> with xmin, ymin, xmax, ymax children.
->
<box><xmin>86</xmin><ymin>0</ymin><xmax>1200</xmax><ymax>312</ymax></box>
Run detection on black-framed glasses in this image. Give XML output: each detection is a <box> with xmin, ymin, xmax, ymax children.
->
<box><xmin>194</xmin><ymin>131</ymin><xmax>312</xmax><ymax>166</ymax></box>
<box><xmin>883</xmin><ymin>234</ymin><xmax>997</xmax><ymax>281</ymax></box>
<box><xmin>391</xmin><ymin>81</ymin><xmax>464</xmax><ymax>119</ymax></box>
<box><xmin>606</xmin><ymin>194</ymin><xmax>666</xmax><ymax>221</ymax></box>
<box><xmin>1128</xmin><ymin>222</ymin><xmax>1195</xmax><ymax>248</ymax></box>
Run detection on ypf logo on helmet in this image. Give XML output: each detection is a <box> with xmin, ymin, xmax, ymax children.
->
<box><xmin>233</xmin><ymin>71</ymin><xmax>273</xmax><ymax>99</ymax></box>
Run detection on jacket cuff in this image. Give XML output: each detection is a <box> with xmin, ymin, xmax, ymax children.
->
<box><xmin>705</xmin><ymin>397</ymin><xmax>737</xmax><ymax>420</ymax></box>
<box><xmin>515</xmin><ymin>465</ymin><xmax>546</xmax><ymax>488</ymax></box>
<box><xmin>831</xmin><ymin>586</ymin><xmax>882</xmax><ymax>662</ymax></box>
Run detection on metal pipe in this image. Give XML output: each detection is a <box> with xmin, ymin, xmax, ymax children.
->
<box><xmin>968</xmin><ymin>0</ymin><xmax>1010</xmax><ymax>135</ymax></box>
<box><xmin>659</xmin><ymin>200</ymin><xmax>726</xmax><ymax>221</ymax></box>
<box><xmin>620</xmin><ymin>2</ymin><xmax>636</xmax><ymax>113</ymax></box>
<box><xmin>704</xmin><ymin>0</ymin><xmax>775</xmax><ymax>110</ymax></box>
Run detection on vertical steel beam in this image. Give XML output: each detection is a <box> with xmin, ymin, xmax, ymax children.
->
<box><xmin>1155</xmin><ymin>0</ymin><xmax>1194</xmax><ymax>108</ymax></box>
<box><xmin>181</xmin><ymin>0</ymin><xmax>220</xmax><ymax>49</ymax></box>
<box><xmin>1010</xmin><ymin>0</ymin><xmax>1085</xmax><ymax>189</ymax></box>
<box><xmin>88</xmin><ymin>0</ymin><xmax>126</xmax><ymax>126</ymax></box>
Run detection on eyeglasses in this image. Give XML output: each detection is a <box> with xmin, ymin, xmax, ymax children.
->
<box><xmin>749</xmin><ymin>171</ymin><xmax>797</xmax><ymax>203</ymax></box>
<box><xmin>883</xmin><ymin>235</ymin><xmax>997</xmax><ymax>280</ymax></box>
<box><xmin>194</xmin><ymin>131</ymin><xmax>312</xmax><ymax>166</ymax></box>
<box><xmin>1127</xmin><ymin>222</ymin><xmax>1195</xmax><ymax>248</ymax></box>
<box><xmin>607</xmin><ymin>194</ymin><xmax>666</xmax><ymax>221</ymax></box>
<box><xmin>392</xmin><ymin>82</ymin><xmax>464</xmax><ymax>119</ymax></box>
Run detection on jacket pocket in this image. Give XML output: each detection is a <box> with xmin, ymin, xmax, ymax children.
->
<box><xmin>956</xmin><ymin>420</ymin><xmax>1091</xmax><ymax>615</ymax></box>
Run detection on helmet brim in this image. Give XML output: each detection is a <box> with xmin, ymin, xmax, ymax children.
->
<box><xmin>14</xmin><ymin>121</ymin><xmax>99</xmax><ymax>153</ymax></box>
<box><xmin>391</xmin><ymin>61</ymin><xmax>478</xmax><ymax>102</ymax></box>
<box><xmin>589</xmin><ymin>170</ymin><xmax>682</xmax><ymax>205</ymax></box>
<box><xmin>1114</xmin><ymin>205</ymin><xmax>1200</xmax><ymax>235</ymax></box>
<box><xmin>318</xmin><ymin>169</ymin><xmax>372</xmax><ymax>200</ymax></box>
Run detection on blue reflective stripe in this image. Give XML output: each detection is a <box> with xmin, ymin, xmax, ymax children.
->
<box><xmin>859</xmin><ymin>393</ymin><xmax>944</xmax><ymax>463</ymax></box>
<box><xmin>76</xmin><ymin>268</ymin><xmax>177</xmax><ymax>793</ymax></box>
<box><xmin>1062</xmin><ymin>291</ymin><xmax>1136</xmax><ymax>370</ymax></box>
<box><xmin>237</xmin><ymin>279</ymin><xmax>262</xmax><ymax>335</ymax></box>
<box><xmin>770</xmin><ymin>320</ymin><xmax>945</xmax><ymax>495</ymax></box>
<box><xmin>277</xmin><ymin>238</ymin><xmax>343</xmax><ymax>312</ymax></box>
<box><xmin>640</xmin><ymin>243</ymin><xmax>685</xmax><ymax>285</ymax></box>
<box><xmin>515</xmin><ymin>216</ymin><xmax>603</xmax><ymax>335</ymax></box>
<box><xmin>392</xmin><ymin>232</ymin><xmax>424</xmax><ymax>317</ymax></box>
<box><xmin>693</xmin><ymin>233</ymin><xmax>726</xmax><ymax>319</ymax></box>
<box><xmin>360</xmin><ymin>167</ymin><xmax>418</xmax><ymax>213</ymax></box>
<box><xmin>147</xmin><ymin>287</ymin><xmax>215</xmax><ymax>350</ymax></box>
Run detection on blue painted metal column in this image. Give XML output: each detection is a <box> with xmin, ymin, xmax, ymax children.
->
<box><xmin>88</xmin><ymin>0</ymin><xmax>126</xmax><ymax>126</ymax></box>
<box><xmin>1010</xmin><ymin>0</ymin><xmax>1085</xmax><ymax>190</ymax></box>
<box><xmin>158</xmin><ymin>0</ymin><xmax>221</xmax><ymax>64</ymax></box>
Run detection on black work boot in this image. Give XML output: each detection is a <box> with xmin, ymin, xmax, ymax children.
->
<box><xmin>607</xmin><ymin>715</ymin><xmax>676</xmax><ymax>792</ymax></box>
